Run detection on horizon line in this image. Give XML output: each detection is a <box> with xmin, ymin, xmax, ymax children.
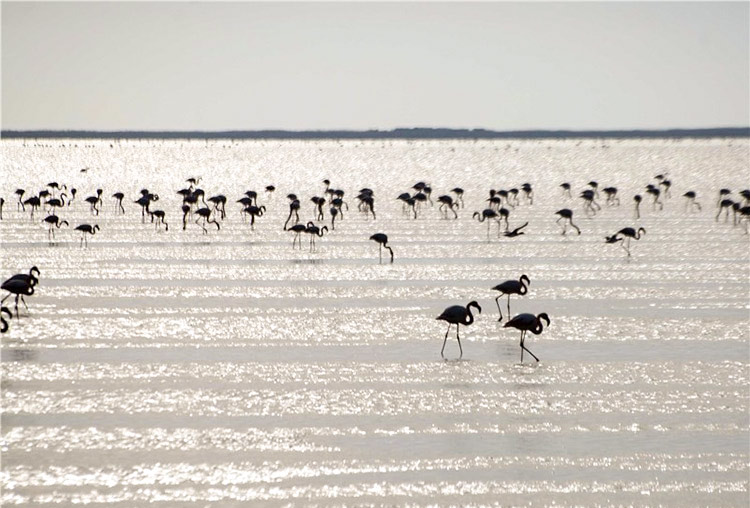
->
<box><xmin>2</xmin><ymin>126</ymin><xmax>749</xmax><ymax>140</ymax></box>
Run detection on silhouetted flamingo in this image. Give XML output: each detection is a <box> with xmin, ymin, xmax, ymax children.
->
<box><xmin>330</xmin><ymin>207</ymin><xmax>338</xmax><ymax>230</ymax></box>
<box><xmin>492</xmin><ymin>274</ymin><xmax>530</xmax><ymax>321</ymax></box>
<box><xmin>504</xmin><ymin>312</ymin><xmax>550</xmax><ymax>362</ymax></box>
<box><xmin>603</xmin><ymin>187</ymin><xmax>620</xmax><ymax>206</ymax></box>
<box><xmin>436</xmin><ymin>301</ymin><xmax>481</xmax><ymax>359</ymax></box>
<box><xmin>284</xmin><ymin>200</ymin><xmax>301</xmax><ymax>230</ymax></box>
<box><xmin>370</xmin><ymin>233</ymin><xmax>394</xmax><ymax>263</ymax></box>
<box><xmin>521</xmin><ymin>183</ymin><xmax>533</xmax><ymax>205</ymax></box>
<box><xmin>555</xmin><ymin>209</ymin><xmax>581</xmax><ymax>235</ymax></box>
<box><xmin>504</xmin><ymin>222</ymin><xmax>528</xmax><ymax>238</ymax></box>
<box><xmin>1</xmin><ymin>277</ymin><xmax>35</xmax><ymax>318</ymax></box>
<box><xmin>473</xmin><ymin>209</ymin><xmax>500</xmax><ymax>239</ymax></box>
<box><xmin>580</xmin><ymin>190</ymin><xmax>600</xmax><ymax>216</ymax></box>
<box><xmin>560</xmin><ymin>182</ymin><xmax>572</xmax><ymax>199</ymax></box>
<box><xmin>437</xmin><ymin>195</ymin><xmax>458</xmax><ymax>219</ymax></box>
<box><xmin>683</xmin><ymin>191</ymin><xmax>702</xmax><ymax>212</ymax></box>
<box><xmin>112</xmin><ymin>192</ymin><xmax>125</xmax><ymax>214</ymax></box>
<box><xmin>305</xmin><ymin>222</ymin><xmax>328</xmax><ymax>251</ymax></box>
<box><xmin>5</xmin><ymin>266</ymin><xmax>39</xmax><ymax>289</ymax></box>
<box><xmin>195</xmin><ymin>207</ymin><xmax>220</xmax><ymax>234</ymax></box>
<box><xmin>181</xmin><ymin>205</ymin><xmax>191</xmax><ymax>230</ymax></box>
<box><xmin>42</xmin><ymin>215</ymin><xmax>69</xmax><ymax>241</ymax></box>
<box><xmin>15</xmin><ymin>189</ymin><xmax>25</xmax><ymax>211</ymax></box>
<box><xmin>75</xmin><ymin>224</ymin><xmax>99</xmax><ymax>246</ymax></box>
<box><xmin>606</xmin><ymin>227</ymin><xmax>646</xmax><ymax>257</ymax></box>
<box><xmin>150</xmin><ymin>210</ymin><xmax>168</xmax><ymax>231</ymax></box>
<box><xmin>646</xmin><ymin>185</ymin><xmax>663</xmax><ymax>210</ymax></box>
<box><xmin>243</xmin><ymin>205</ymin><xmax>265</xmax><ymax>229</ymax></box>
<box><xmin>451</xmin><ymin>187</ymin><xmax>465</xmax><ymax>208</ymax></box>
<box><xmin>287</xmin><ymin>223</ymin><xmax>307</xmax><ymax>249</ymax></box>
<box><xmin>633</xmin><ymin>194</ymin><xmax>642</xmax><ymax>219</ymax></box>
<box><xmin>717</xmin><ymin>199</ymin><xmax>734</xmax><ymax>222</ymax></box>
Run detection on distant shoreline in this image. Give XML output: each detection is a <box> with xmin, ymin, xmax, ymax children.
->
<box><xmin>1</xmin><ymin>127</ymin><xmax>749</xmax><ymax>140</ymax></box>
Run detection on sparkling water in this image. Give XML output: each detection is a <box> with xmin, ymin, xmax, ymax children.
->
<box><xmin>1</xmin><ymin>137</ymin><xmax>748</xmax><ymax>506</ymax></box>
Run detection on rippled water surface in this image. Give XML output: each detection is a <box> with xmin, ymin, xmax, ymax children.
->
<box><xmin>1</xmin><ymin>138</ymin><xmax>749</xmax><ymax>506</ymax></box>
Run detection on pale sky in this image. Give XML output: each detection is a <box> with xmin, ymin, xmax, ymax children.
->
<box><xmin>2</xmin><ymin>1</ymin><xmax>748</xmax><ymax>131</ymax></box>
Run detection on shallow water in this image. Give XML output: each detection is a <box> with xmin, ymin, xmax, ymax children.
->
<box><xmin>1</xmin><ymin>137</ymin><xmax>749</xmax><ymax>506</ymax></box>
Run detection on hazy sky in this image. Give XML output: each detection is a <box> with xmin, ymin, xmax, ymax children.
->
<box><xmin>2</xmin><ymin>1</ymin><xmax>748</xmax><ymax>131</ymax></box>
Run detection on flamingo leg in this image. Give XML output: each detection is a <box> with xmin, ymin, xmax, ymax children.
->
<box><xmin>506</xmin><ymin>294</ymin><xmax>511</xmax><ymax>322</ymax></box>
<box><xmin>20</xmin><ymin>295</ymin><xmax>29</xmax><ymax>311</ymax></box>
<box><xmin>494</xmin><ymin>294</ymin><xmax>504</xmax><ymax>321</ymax></box>
<box><xmin>14</xmin><ymin>295</ymin><xmax>20</xmax><ymax>318</ymax></box>
<box><xmin>456</xmin><ymin>324</ymin><xmax>463</xmax><ymax>359</ymax></box>
<box><xmin>521</xmin><ymin>332</ymin><xmax>540</xmax><ymax>362</ymax></box>
<box><xmin>441</xmin><ymin>323</ymin><xmax>451</xmax><ymax>358</ymax></box>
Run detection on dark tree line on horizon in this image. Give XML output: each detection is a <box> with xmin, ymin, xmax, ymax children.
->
<box><xmin>2</xmin><ymin>127</ymin><xmax>748</xmax><ymax>140</ymax></box>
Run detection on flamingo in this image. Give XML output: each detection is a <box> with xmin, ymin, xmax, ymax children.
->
<box><xmin>491</xmin><ymin>274</ymin><xmax>530</xmax><ymax>321</ymax></box>
<box><xmin>287</xmin><ymin>223</ymin><xmax>307</xmax><ymax>249</ymax></box>
<box><xmin>305</xmin><ymin>222</ymin><xmax>328</xmax><ymax>251</ymax></box>
<box><xmin>75</xmin><ymin>224</ymin><xmax>99</xmax><ymax>246</ymax></box>
<box><xmin>195</xmin><ymin>207</ymin><xmax>220</xmax><ymax>234</ymax></box>
<box><xmin>504</xmin><ymin>312</ymin><xmax>550</xmax><ymax>362</ymax></box>
<box><xmin>284</xmin><ymin>199</ymin><xmax>301</xmax><ymax>230</ymax></box>
<box><xmin>42</xmin><ymin>215</ymin><xmax>69</xmax><ymax>241</ymax></box>
<box><xmin>633</xmin><ymin>194</ymin><xmax>642</xmax><ymax>219</ymax></box>
<box><xmin>84</xmin><ymin>189</ymin><xmax>103</xmax><ymax>215</ymax></box>
<box><xmin>504</xmin><ymin>222</ymin><xmax>528</xmax><ymax>238</ymax></box>
<box><xmin>716</xmin><ymin>199</ymin><xmax>734</xmax><ymax>222</ymax></box>
<box><xmin>207</xmin><ymin>195</ymin><xmax>227</xmax><ymax>220</ymax></box>
<box><xmin>0</xmin><ymin>306</ymin><xmax>10</xmax><ymax>333</ymax></box>
<box><xmin>606</xmin><ymin>227</ymin><xmax>646</xmax><ymax>257</ymax></box>
<box><xmin>683</xmin><ymin>191</ymin><xmax>702</xmax><ymax>212</ymax></box>
<box><xmin>473</xmin><ymin>209</ymin><xmax>500</xmax><ymax>239</ymax></box>
<box><xmin>560</xmin><ymin>182</ymin><xmax>572</xmax><ymax>199</ymax></box>
<box><xmin>112</xmin><ymin>192</ymin><xmax>125</xmax><ymax>214</ymax></box>
<box><xmin>243</xmin><ymin>205</ymin><xmax>265</xmax><ymax>229</ymax></box>
<box><xmin>4</xmin><ymin>266</ymin><xmax>40</xmax><ymax>289</ymax></box>
<box><xmin>178</xmin><ymin>205</ymin><xmax>189</xmax><ymax>230</ymax></box>
<box><xmin>311</xmin><ymin>196</ymin><xmax>326</xmax><ymax>220</ymax></box>
<box><xmin>23</xmin><ymin>196</ymin><xmax>41</xmax><ymax>220</ymax></box>
<box><xmin>370</xmin><ymin>233</ymin><xmax>394</xmax><ymax>263</ymax></box>
<box><xmin>451</xmin><ymin>187</ymin><xmax>465</xmax><ymax>208</ymax></box>
<box><xmin>603</xmin><ymin>187</ymin><xmax>620</xmax><ymax>206</ymax></box>
<box><xmin>645</xmin><ymin>185</ymin><xmax>663</xmax><ymax>210</ymax></box>
<box><xmin>580</xmin><ymin>190</ymin><xmax>600</xmax><ymax>216</ymax></box>
<box><xmin>15</xmin><ymin>189</ymin><xmax>25</xmax><ymax>211</ymax></box>
<box><xmin>1</xmin><ymin>277</ymin><xmax>35</xmax><ymax>318</ymax></box>
<box><xmin>150</xmin><ymin>210</ymin><xmax>169</xmax><ymax>231</ymax></box>
<box><xmin>555</xmin><ymin>209</ymin><xmax>581</xmax><ymax>235</ymax></box>
<box><xmin>521</xmin><ymin>183</ymin><xmax>533</xmax><ymax>205</ymax></box>
<box><xmin>437</xmin><ymin>195</ymin><xmax>459</xmax><ymax>219</ymax></box>
<box><xmin>45</xmin><ymin>193</ymin><xmax>67</xmax><ymax>212</ymax></box>
<box><xmin>323</xmin><ymin>206</ymin><xmax>335</xmax><ymax>230</ymax></box>
<box><xmin>436</xmin><ymin>301</ymin><xmax>481</xmax><ymax>359</ymax></box>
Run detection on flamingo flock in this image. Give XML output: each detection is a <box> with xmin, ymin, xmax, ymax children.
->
<box><xmin>1</xmin><ymin>158</ymin><xmax>748</xmax><ymax>362</ymax></box>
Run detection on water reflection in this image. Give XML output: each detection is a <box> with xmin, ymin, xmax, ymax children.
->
<box><xmin>2</xmin><ymin>349</ymin><xmax>39</xmax><ymax>362</ymax></box>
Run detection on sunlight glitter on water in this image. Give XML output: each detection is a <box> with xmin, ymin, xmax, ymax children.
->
<box><xmin>1</xmin><ymin>137</ymin><xmax>748</xmax><ymax>506</ymax></box>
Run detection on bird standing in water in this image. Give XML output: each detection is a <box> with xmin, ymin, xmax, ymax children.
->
<box><xmin>606</xmin><ymin>227</ymin><xmax>646</xmax><ymax>257</ymax></box>
<box><xmin>370</xmin><ymin>233</ymin><xmax>394</xmax><ymax>263</ymax></box>
<box><xmin>491</xmin><ymin>274</ymin><xmax>530</xmax><ymax>321</ymax></box>
<box><xmin>436</xmin><ymin>301</ymin><xmax>481</xmax><ymax>359</ymax></box>
<box><xmin>504</xmin><ymin>312</ymin><xmax>550</xmax><ymax>362</ymax></box>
